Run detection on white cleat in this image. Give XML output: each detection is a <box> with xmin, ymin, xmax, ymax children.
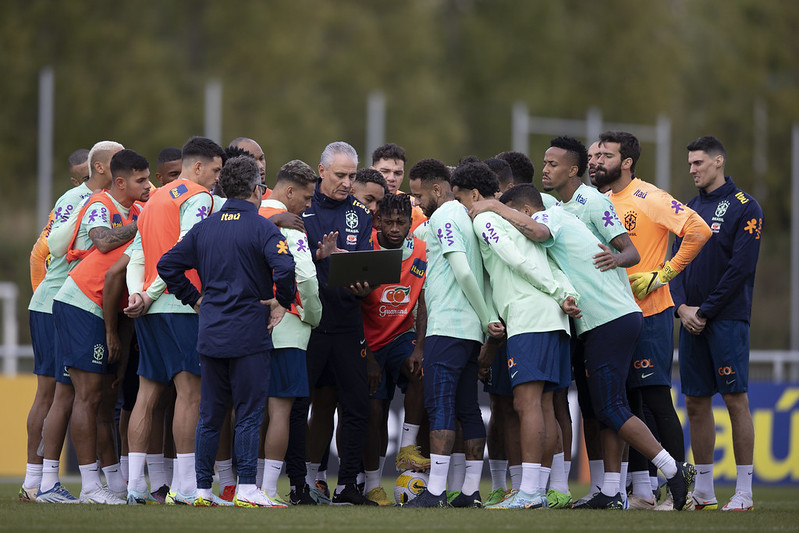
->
<box><xmin>80</xmin><ymin>485</ymin><xmax>127</xmax><ymax>504</ymax></box>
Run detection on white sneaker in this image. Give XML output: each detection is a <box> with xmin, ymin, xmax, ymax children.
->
<box><xmin>722</xmin><ymin>491</ymin><xmax>753</xmax><ymax>511</ymax></box>
<box><xmin>234</xmin><ymin>488</ymin><xmax>288</xmax><ymax>508</ymax></box>
<box><xmin>80</xmin><ymin>485</ymin><xmax>127</xmax><ymax>504</ymax></box>
<box><xmin>654</xmin><ymin>493</ymin><xmax>674</xmax><ymax>510</ymax></box>
<box><xmin>627</xmin><ymin>493</ymin><xmax>656</xmax><ymax>509</ymax></box>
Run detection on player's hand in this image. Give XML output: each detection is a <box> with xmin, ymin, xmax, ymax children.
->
<box><xmin>261</xmin><ymin>298</ymin><xmax>286</xmax><ymax>333</ymax></box>
<box><xmin>478</xmin><ymin>338</ymin><xmax>501</xmax><ymax>369</ymax></box>
<box><xmin>677</xmin><ymin>305</ymin><xmax>706</xmax><ymax>335</ymax></box>
<box><xmin>592</xmin><ymin>243</ymin><xmax>619</xmax><ymax>271</ymax></box>
<box><xmin>269</xmin><ymin>211</ymin><xmax>305</xmax><ymax>232</ymax></box>
<box><xmin>469</xmin><ymin>199</ymin><xmax>503</xmax><ymax>219</ymax></box>
<box><xmin>406</xmin><ymin>345</ymin><xmax>423</xmax><ymax>377</ymax></box>
<box><xmin>561</xmin><ymin>296</ymin><xmax>582</xmax><ymax>318</ymax></box>
<box><xmin>366</xmin><ymin>351</ymin><xmax>382</xmax><ymax>396</ymax></box>
<box><xmin>628</xmin><ymin>261</ymin><xmax>678</xmax><ymax>300</ymax></box>
<box><xmin>106</xmin><ymin>331</ymin><xmax>121</xmax><ymax>365</ymax></box>
<box><xmin>316</xmin><ymin>232</ymin><xmax>343</xmax><ymax>260</ymax></box>
<box><xmin>193</xmin><ymin>296</ymin><xmax>203</xmax><ymax>314</ymax></box>
<box><xmin>347</xmin><ymin>281</ymin><xmax>374</xmax><ymax>298</ymax></box>
<box><xmin>124</xmin><ymin>292</ymin><xmax>152</xmax><ymax>318</ymax></box>
<box><xmin>487</xmin><ymin>321</ymin><xmax>505</xmax><ymax>339</ymax></box>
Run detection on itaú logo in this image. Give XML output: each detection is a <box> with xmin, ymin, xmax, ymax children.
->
<box><xmin>634</xmin><ymin>359</ymin><xmax>654</xmax><ymax>369</ymax></box>
<box><xmin>718</xmin><ymin>366</ymin><xmax>736</xmax><ymax>376</ymax></box>
<box><xmin>380</xmin><ymin>285</ymin><xmax>411</xmax><ymax>306</ymax></box>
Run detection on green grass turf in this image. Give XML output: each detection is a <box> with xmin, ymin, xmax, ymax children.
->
<box><xmin>3</xmin><ymin>479</ymin><xmax>798</xmax><ymax>532</ymax></box>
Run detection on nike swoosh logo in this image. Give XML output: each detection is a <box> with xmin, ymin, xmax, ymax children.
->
<box><xmin>642</xmin><ymin>372</ymin><xmax>654</xmax><ymax>379</ymax></box>
<box><xmin>435</xmin><ymin>461</ymin><xmax>446</xmax><ymax>465</ymax></box>
<box><xmin>699</xmin><ymin>471</ymin><xmax>710</xmax><ymax>475</ymax></box>
<box><xmin>510</xmin><ymin>371</ymin><xmax>518</xmax><ymax>379</ymax></box>
<box><xmin>360</xmin><ymin>339</ymin><xmax>366</xmax><ymax>344</ymax></box>
<box><xmin>301</xmin><ymin>213</ymin><xmax>315</xmax><ymax>218</ymax></box>
<box><xmin>726</xmin><ymin>379</ymin><xmax>736</xmax><ymax>385</ymax></box>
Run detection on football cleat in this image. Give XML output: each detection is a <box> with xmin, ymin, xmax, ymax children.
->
<box><xmin>666</xmin><ymin>462</ymin><xmax>696</xmax><ymax>511</ymax></box>
<box><xmin>165</xmin><ymin>489</ymin><xmax>196</xmax><ymax>505</ymax></box>
<box><xmin>691</xmin><ymin>493</ymin><xmax>718</xmax><ymax>510</ymax></box>
<box><xmin>80</xmin><ymin>485</ymin><xmax>127</xmax><ymax>504</ymax></box>
<box><xmin>483</xmin><ymin>488</ymin><xmax>511</xmax><ymax>507</ymax></box>
<box><xmin>219</xmin><ymin>484</ymin><xmax>236</xmax><ymax>502</ymax></box>
<box><xmin>627</xmin><ymin>493</ymin><xmax>656</xmax><ymax>510</ymax></box>
<box><xmin>331</xmin><ymin>483</ymin><xmax>378</xmax><ymax>506</ymax></box>
<box><xmin>395</xmin><ymin>445</ymin><xmax>431</xmax><ymax>472</ymax></box>
<box><xmin>401</xmin><ymin>488</ymin><xmax>448</xmax><ymax>508</ymax></box>
<box><xmin>314</xmin><ymin>479</ymin><xmax>330</xmax><ymax>498</ymax></box>
<box><xmin>234</xmin><ymin>489</ymin><xmax>287</xmax><ymax>508</ymax></box>
<box><xmin>150</xmin><ymin>484</ymin><xmax>170</xmax><ymax>504</ymax></box>
<box><xmin>546</xmin><ymin>489</ymin><xmax>573</xmax><ymax>509</ymax></box>
<box><xmin>194</xmin><ymin>492</ymin><xmax>234</xmax><ymax>507</ymax></box>
<box><xmin>289</xmin><ymin>484</ymin><xmax>318</xmax><ymax>505</ymax></box>
<box><xmin>127</xmin><ymin>488</ymin><xmax>158</xmax><ymax>505</ymax></box>
<box><xmin>722</xmin><ymin>491</ymin><xmax>753</xmax><ymax>511</ymax></box>
<box><xmin>446</xmin><ymin>490</ymin><xmax>461</xmax><ymax>505</ymax></box>
<box><xmin>36</xmin><ymin>482</ymin><xmax>79</xmax><ymax>504</ymax></box>
<box><xmin>449</xmin><ymin>490</ymin><xmax>482</xmax><ymax>508</ymax></box>
<box><xmin>573</xmin><ymin>491</ymin><xmax>624</xmax><ymax>510</ymax></box>
<box><xmin>366</xmin><ymin>486</ymin><xmax>393</xmax><ymax>506</ymax></box>
<box><xmin>19</xmin><ymin>485</ymin><xmax>38</xmax><ymax>503</ymax></box>
<box><xmin>487</xmin><ymin>489</ymin><xmax>547</xmax><ymax>509</ymax></box>
<box><xmin>573</xmin><ymin>486</ymin><xmax>601</xmax><ymax>507</ymax></box>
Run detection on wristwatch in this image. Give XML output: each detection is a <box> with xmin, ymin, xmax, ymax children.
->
<box><xmin>696</xmin><ymin>309</ymin><xmax>707</xmax><ymax>319</ymax></box>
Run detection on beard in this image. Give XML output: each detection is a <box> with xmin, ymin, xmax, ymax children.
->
<box><xmin>593</xmin><ymin>162</ymin><xmax>622</xmax><ymax>189</ymax></box>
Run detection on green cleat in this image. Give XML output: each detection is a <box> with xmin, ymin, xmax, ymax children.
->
<box><xmin>546</xmin><ymin>489</ymin><xmax>573</xmax><ymax>509</ymax></box>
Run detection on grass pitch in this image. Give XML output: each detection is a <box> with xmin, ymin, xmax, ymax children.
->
<box><xmin>3</xmin><ymin>480</ymin><xmax>798</xmax><ymax>532</ymax></box>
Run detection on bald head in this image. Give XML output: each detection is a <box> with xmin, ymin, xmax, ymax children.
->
<box><xmin>229</xmin><ymin>137</ymin><xmax>266</xmax><ymax>182</ymax></box>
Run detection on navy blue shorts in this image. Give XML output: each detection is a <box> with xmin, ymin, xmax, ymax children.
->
<box><xmin>30</xmin><ymin>311</ymin><xmax>56</xmax><ymax>377</ymax></box>
<box><xmin>679</xmin><ymin>320</ymin><xmax>750</xmax><ymax>397</ymax></box>
<box><xmin>53</xmin><ymin>301</ymin><xmax>112</xmax><ymax>376</ymax></box>
<box><xmin>269</xmin><ymin>348</ymin><xmax>309</xmax><ymax>398</ymax></box>
<box><xmin>571</xmin><ymin>330</ymin><xmax>596</xmax><ymax>420</ymax></box>
<box><xmin>627</xmin><ymin>309</ymin><xmax>674</xmax><ymax>389</ymax></box>
<box><xmin>483</xmin><ymin>344</ymin><xmax>513</xmax><ymax>397</ymax></box>
<box><xmin>135</xmin><ymin>313</ymin><xmax>201</xmax><ymax>384</ymax></box>
<box><xmin>582</xmin><ymin>312</ymin><xmax>643</xmax><ymax>432</ymax></box>
<box><xmin>506</xmin><ymin>331</ymin><xmax>570</xmax><ymax>392</ymax></box>
<box><xmin>372</xmin><ymin>331</ymin><xmax>415</xmax><ymax>400</ymax></box>
<box><xmin>422</xmin><ymin>335</ymin><xmax>485</xmax><ymax>440</ymax></box>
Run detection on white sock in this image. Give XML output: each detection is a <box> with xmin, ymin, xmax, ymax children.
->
<box><xmin>177</xmin><ymin>453</ymin><xmax>196</xmax><ymax>494</ymax></box>
<box><xmin>447</xmin><ymin>453</ymin><xmax>465</xmax><ymax>492</ymax></box>
<box><xmin>489</xmin><ymin>459</ymin><xmax>508</xmax><ymax>491</ymax></box>
<box><xmin>589</xmin><ymin>459</ymin><xmax>604</xmax><ymax>492</ymax></box>
<box><xmin>564</xmin><ymin>460</ymin><xmax>572</xmax><ymax>480</ymax></box>
<box><xmin>147</xmin><ymin>453</ymin><xmax>167</xmax><ymax>490</ymax></box>
<box><xmin>631</xmin><ymin>471</ymin><xmax>652</xmax><ymax>499</ymax></box>
<box><xmin>364</xmin><ymin>469</ymin><xmax>381</xmax><ymax>493</ymax></box>
<box><xmin>694</xmin><ymin>463</ymin><xmax>714</xmax><ymax>498</ymax></box>
<box><xmin>316</xmin><ymin>469</ymin><xmax>327</xmax><ymax>482</ymax></box>
<box><xmin>540</xmin><ymin>466</ymin><xmax>551</xmax><ymax>490</ymax></box>
<box><xmin>24</xmin><ymin>463</ymin><xmax>43</xmax><ymax>488</ymax></box>
<box><xmin>262</xmin><ymin>459</ymin><xmax>283</xmax><ymax>497</ymax></box>
<box><xmin>378</xmin><ymin>456</ymin><xmax>386</xmax><ymax>477</ymax></box>
<box><xmin>735</xmin><ymin>465</ymin><xmax>753</xmax><ymax>495</ymax></box>
<box><xmin>652</xmin><ymin>449</ymin><xmax>677</xmax><ymax>479</ymax></box>
<box><xmin>305</xmin><ymin>462</ymin><xmax>320</xmax><ymax>487</ymax></box>
<box><xmin>170</xmin><ymin>458</ymin><xmax>179</xmax><ymax>491</ymax></box>
<box><xmin>619</xmin><ymin>462</ymin><xmax>629</xmax><ymax>502</ymax></box>
<box><xmin>550</xmin><ymin>453</ymin><xmax>569</xmax><ymax>493</ymax></box>
<box><xmin>428</xmin><ymin>453</ymin><xmax>450</xmax><ymax>496</ymax></box>
<box><xmin>164</xmin><ymin>458</ymin><xmax>174</xmax><ymax>487</ymax></box>
<box><xmin>461</xmin><ymin>460</ymin><xmax>483</xmax><ymax>496</ymax></box>
<box><xmin>400</xmin><ymin>423</ymin><xmax>420</xmax><ymax>448</ymax></box>
<box><xmin>236</xmin><ymin>483</ymin><xmax>259</xmax><ymax>499</ymax></box>
<box><xmin>119</xmin><ymin>455</ymin><xmax>129</xmax><ymax>482</ymax></box>
<box><xmin>650</xmin><ymin>475</ymin><xmax>658</xmax><ymax>492</ymax></box>
<box><xmin>216</xmin><ymin>458</ymin><xmax>235</xmax><ymax>488</ymax></box>
<box><xmin>79</xmin><ymin>462</ymin><xmax>103</xmax><ymax>492</ymax></box>
<box><xmin>102</xmin><ymin>464</ymin><xmax>126</xmax><ymax>493</ymax></box>
<box><xmin>128</xmin><ymin>452</ymin><xmax>148</xmax><ymax>492</ymax></box>
<box><xmin>601</xmin><ymin>472</ymin><xmax>621</xmax><ymax>497</ymax></box>
<box><xmin>197</xmin><ymin>487</ymin><xmax>213</xmax><ymax>500</ymax></box>
<box><xmin>519</xmin><ymin>462</ymin><xmax>540</xmax><ymax>494</ymax></box>
<box><xmin>40</xmin><ymin>459</ymin><xmax>60</xmax><ymax>492</ymax></box>
<box><xmin>356</xmin><ymin>471</ymin><xmax>365</xmax><ymax>486</ymax></box>
<box><xmin>508</xmin><ymin>464</ymin><xmax>522</xmax><ymax>490</ymax></box>
<box><xmin>256</xmin><ymin>458</ymin><xmax>265</xmax><ymax>489</ymax></box>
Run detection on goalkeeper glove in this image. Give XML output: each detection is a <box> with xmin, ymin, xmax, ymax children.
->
<box><xmin>628</xmin><ymin>260</ymin><xmax>678</xmax><ymax>300</ymax></box>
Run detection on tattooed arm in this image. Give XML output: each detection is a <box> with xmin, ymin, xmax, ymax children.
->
<box><xmin>88</xmin><ymin>220</ymin><xmax>138</xmax><ymax>253</ymax></box>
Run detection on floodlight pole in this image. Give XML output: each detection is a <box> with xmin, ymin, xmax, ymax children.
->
<box><xmin>204</xmin><ymin>79</ymin><xmax>223</xmax><ymax>145</ymax></box>
<box><xmin>38</xmin><ymin>67</ymin><xmax>54</xmax><ymax>230</ymax></box>
<box><xmin>366</xmin><ymin>91</ymin><xmax>386</xmax><ymax>163</ymax></box>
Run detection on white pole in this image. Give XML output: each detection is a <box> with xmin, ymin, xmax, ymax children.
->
<box><xmin>512</xmin><ymin>101</ymin><xmax>529</xmax><ymax>154</ymax></box>
<box><xmin>366</xmin><ymin>91</ymin><xmax>385</xmax><ymax>162</ymax></box>
<box><xmin>791</xmin><ymin>123</ymin><xmax>799</xmax><ymax>351</ymax></box>
<box><xmin>204</xmin><ymin>79</ymin><xmax>222</xmax><ymax>144</ymax></box>
<box><xmin>0</xmin><ymin>283</ymin><xmax>19</xmax><ymax>376</ymax></box>
<box><xmin>655</xmin><ymin>114</ymin><xmax>671</xmax><ymax>192</ymax></box>
<box><xmin>38</xmin><ymin>67</ymin><xmax>54</xmax><ymax>230</ymax></box>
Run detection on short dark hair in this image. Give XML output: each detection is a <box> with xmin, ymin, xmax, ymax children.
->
<box><xmin>223</xmin><ymin>145</ymin><xmax>254</xmax><ymax>164</ymax></box>
<box><xmin>218</xmin><ymin>155</ymin><xmax>259</xmax><ymax>200</ymax></box>
<box><xmin>686</xmin><ymin>135</ymin><xmax>727</xmax><ymax>160</ymax></box>
<box><xmin>450</xmin><ymin>162</ymin><xmax>500</xmax><ymax>198</ymax></box>
<box><xmin>371</xmin><ymin>143</ymin><xmax>406</xmax><ymax>165</ymax></box>
<box><xmin>408</xmin><ymin>158</ymin><xmax>450</xmax><ymax>183</ymax></box>
<box><xmin>181</xmin><ymin>136</ymin><xmax>224</xmax><ymax>163</ymax></box>
<box><xmin>499</xmin><ymin>183</ymin><xmax>544</xmax><ymax>209</ymax></box>
<box><xmin>484</xmin><ymin>158</ymin><xmax>513</xmax><ymax>189</ymax></box>
<box><xmin>355</xmin><ymin>168</ymin><xmax>389</xmax><ymax>195</ymax></box>
<box><xmin>157</xmin><ymin>147</ymin><xmax>182</xmax><ymax>165</ymax></box>
<box><xmin>378</xmin><ymin>193</ymin><xmax>412</xmax><ymax>221</ymax></box>
<box><xmin>599</xmin><ymin>130</ymin><xmax>641</xmax><ymax>174</ymax></box>
<box><xmin>550</xmin><ymin>136</ymin><xmax>588</xmax><ymax>178</ymax></box>
<box><xmin>276</xmin><ymin>159</ymin><xmax>317</xmax><ymax>187</ymax></box>
<box><xmin>67</xmin><ymin>149</ymin><xmax>89</xmax><ymax>168</ymax></box>
<box><xmin>110</xmin><ymin>149</ymin><xmax>149</xmax><ymax>176</ymax></box>
<box><xmin>459</xmin><ymin>155</ymin><xmax>481</xmax><ymax>165</ymax></box>
<box><xmin>496</xmin><ymin>151</ymin><xmax>535</xmax><ymax>184</ymax></box>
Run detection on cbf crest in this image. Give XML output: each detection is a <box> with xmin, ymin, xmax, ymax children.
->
<box><xmin>715</xmin><ymin>200</ymin><xmax>730</xmax><ymax>219</ymax></box>
<box><xmin>345</xmin><ymin>210</ymin><xmax>359</xmax><ymax>233</ymax></box>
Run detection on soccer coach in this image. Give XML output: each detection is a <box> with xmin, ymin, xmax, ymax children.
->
<box><xmin>158</xmin><ymin>155</ymin><xmax>296</xmax><ymax>507</ymax></box>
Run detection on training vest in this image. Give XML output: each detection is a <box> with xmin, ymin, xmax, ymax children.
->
<box><xmin>361</xmin><ymin>236</ymin><xmax>427</xmax><ymax>351</ymax></box>
<box><xmin>139</xmin><ymin>179</ymin><xmax>212</xmax><ymax>293</ymax></box>
<box><xmin>67</xmin><ymin>193</ymin><xmax>141</xmax><ymax>308</ymax></box>
<box><xmin>259</xmin><ymin>204</ymin><xmax>303</xmax><ymax>318</ymax></box>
